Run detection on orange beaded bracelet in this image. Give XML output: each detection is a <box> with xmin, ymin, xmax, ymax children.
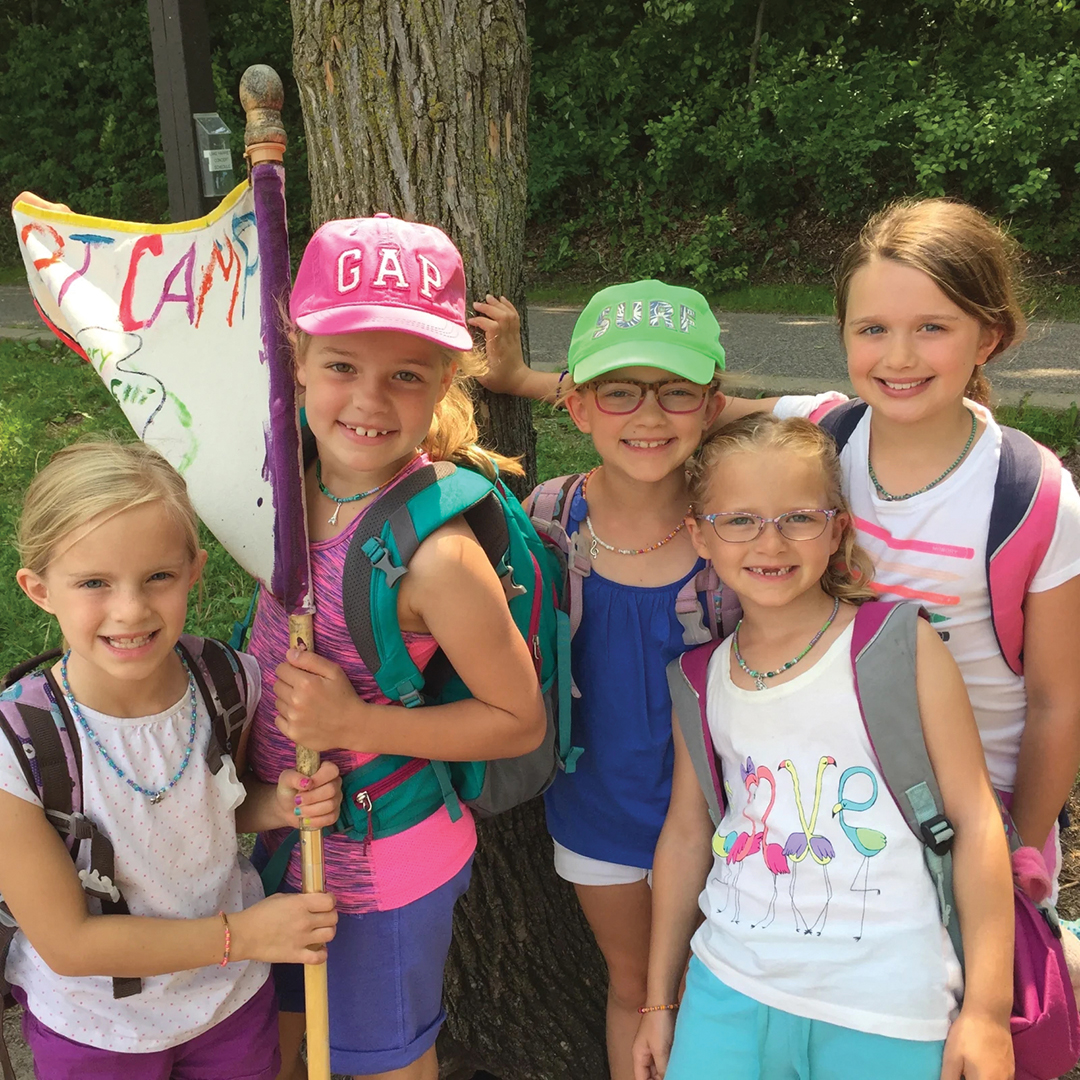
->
<box><xmin>638</xmin><ymin>1003</ymin><xmax>679</xmax><ymax>1014</ymax></box>
<box><xmin>218</xmin><ymin>911</ymin><xmax>231</xmax><ymax>967</ymax></box>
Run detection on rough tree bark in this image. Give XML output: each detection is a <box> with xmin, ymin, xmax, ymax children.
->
<box><xmin>290</xmin><ymin>0</ymin><xmax>537</xmax><ymax>496</ymax></box>
<box><xmin>289</xmin><ymin>4</ymin><xmax>609</xmax><ymax>1078</ymax></box>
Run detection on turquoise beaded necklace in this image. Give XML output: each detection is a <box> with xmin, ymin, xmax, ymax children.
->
<box><xmin>59</xmin><ymin>647</ymin><xmax>198</xmax><ymax>805</ymax></box>
<box><xmin>868</xmin><ymin>408</ymin><xmax>977</xmax><ymax>502</ymax></box>
<box><xmin>733</xmin><ymin>596</ymin><xmax>840</xmax><ymax>690</ymax></box>
<box><xmin>316</xmin><ymin>460</ymin><xmax>391</xmax><ymax>526</ymax></box>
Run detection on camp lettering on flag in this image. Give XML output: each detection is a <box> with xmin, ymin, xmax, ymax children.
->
<box><xmin>13</xmin><ymin>183</ymin><xmax>278</xmax><ymax>586</ymax></box>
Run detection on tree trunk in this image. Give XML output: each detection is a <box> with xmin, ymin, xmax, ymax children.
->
<box><xmin>748</xmin><ymin>0</ymin><xmax>767</xmax><ymax>89</ymax></box>
<box><xmin>290</xmin><ymin>0</ymin><xmax>537</xmax><ymax>496</ymax></box>
<box><xmin>289</xmin><ymin>5</ymin><xmax>609</xmax><ymax>1077</ymax></box>
<box><xmin>439</xmin><ymin>801</ymin><xmax>609</xmax><ymax>1080</ymax></box>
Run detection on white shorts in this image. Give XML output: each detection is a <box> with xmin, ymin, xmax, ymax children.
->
<box><xmin>552</xmin><ymin>839</ymin><xmax>652</xmax><ymax>887</ymax></box>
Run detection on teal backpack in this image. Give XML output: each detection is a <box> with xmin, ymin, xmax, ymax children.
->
<box><xmin>261</xmin><ymin>454</ymin><xmax>577</xmax><ymax>891</ymax></box>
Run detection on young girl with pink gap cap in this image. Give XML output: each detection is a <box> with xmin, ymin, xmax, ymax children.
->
<box><xmin>245</xmin><ymin>214</ymin><xmax>546</xmax><ymax>1080</ymax></box>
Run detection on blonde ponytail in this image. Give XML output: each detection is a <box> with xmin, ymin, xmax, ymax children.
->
<box><xmin>425</xmin><ymin>348</ymin><xmax>524</xmax><ymax>479</ymax></box>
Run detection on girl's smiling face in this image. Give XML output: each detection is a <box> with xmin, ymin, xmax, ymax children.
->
<box><xmin>842</xmin><ymin>258</ymin><xmax>1001</xmax><ymax>422</ymax></box>
<box><xmin>688</xmin><ymin>446</ymin><xmax>844</xmax><ymax>609</ymax></box>
<box><xmin>16</xmin><ymin>501</ymin><xmax>205</xmax><ymax>700</ymax></box>
<box><xmin>566</xmin><ymin>365</ymin><xmax>723</xmax><ymax>482</ymax></box>
<box><xmin>297</xmin><ymin>330</ymin><xmax>456</xmax><ymax>484</ymax></box>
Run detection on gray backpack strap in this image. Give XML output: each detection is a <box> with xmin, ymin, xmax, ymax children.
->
<box><xmin>666</xmin><ymin>641</ymin><xmax>727</xmax><ymax>827</ymax></box>
<box><xmin>851</xmin><ymin>600</ymin><xmax>963</xmax><ymax>973</ymax></box>
<box><xmin>178</xmin><ymin>637</ymin><xmax>248</xmax><ymax>776</ymax></box>
<box><xmin>1</xmin><ymin>674</ymin><xmax>141</xmax><ymax>1000</ymax></box>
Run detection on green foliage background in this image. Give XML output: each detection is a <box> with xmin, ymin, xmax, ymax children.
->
<box><xmin>2</xmin><ymin>0</ymin><xmax>1079</xmax><ymax>293</ymax></box>
<box><xmin>0</xmin><ymin>0</ymin><xmax>308</xmax><ymax>265</ymax></box>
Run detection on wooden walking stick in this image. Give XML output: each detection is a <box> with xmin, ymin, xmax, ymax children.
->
<box><xmin>241</xmin><ymin>65</ymin><xmax>331</xmax><ymax>1080</ymax></box>
<box><xmin>13</xmin><ymin>62</ymin><xmax>331</xmax><ymax>1079</ymax></box>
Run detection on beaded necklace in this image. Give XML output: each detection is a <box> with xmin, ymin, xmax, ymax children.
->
<box><xmin>316</xmin><ymin>460</ymin><xmax>392</xmax><ymax>526</ymax></box>
<box><xmin>868</xmin><ymin>408</ymin><xmax>977</xmax><ymax>502</ymax></box>
<box><xmin>733</xmin><ymin>596</ymin><xmax>840</xmax><ymax>691</ymax></box>
<box><xmin>582</xmin><ymin>468</ymin><xmax>691</xmax><ymax>559</ymax></box>
<box><xmin>59</xmin><ymin>647</ymin><xmax>198</xmax><ymax>804</ymax></box>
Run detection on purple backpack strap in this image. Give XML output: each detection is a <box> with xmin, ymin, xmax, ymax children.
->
<box><xmin>0</xmin><ymin>670</ymin><xmax>140</xmax><ymax>1000</ymax></box>
<box><xmin>987</xmin><ymin>428</ymin><xmax>1062</xmax><ymax>676</ymax></box>
<box><xmin>0</xmin><ymin>672</ymin><xmax>82</xmax><ymax>851</ymax></box>
<box><xmin>676</xmin><ymin>564</ymin><xmax>742</xmax><ymax>645</ymax></box>
<box><xmin>528</xmin><ymin>476</ymin><xmax>589</xmax><ymax>695</ymax></box>
<box><xmin>666</xmin><ymin>640</ymin><xmax>727</xmax><ymax>826</ymax></box>
<box><xmin>526</xmin><ymin>473</ymin><xmax>579</xmax><ymax>524</ymax></box>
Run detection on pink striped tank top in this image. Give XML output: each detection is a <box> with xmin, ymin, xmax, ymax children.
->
<box><xmin>247</xmin><ymin>455</ymin><xmax>476</xmax><ymax>913</ymax></box>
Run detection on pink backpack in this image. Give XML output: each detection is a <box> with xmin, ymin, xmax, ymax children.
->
<box><xmin>669</xmin><ymin>600</ymin><xmax>1080</xmax><ymax>1079</ymax></box>
<box><xmin>815</xmin><ymin>399</ymin><xmax>1063</xmax><ymax>675</ymax></box>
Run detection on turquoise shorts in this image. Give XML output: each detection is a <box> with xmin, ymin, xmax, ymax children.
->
<box><xmin>666</xmin><ymin>957</ymin><xmax>945</xmax><ymax>1080</ymax></box>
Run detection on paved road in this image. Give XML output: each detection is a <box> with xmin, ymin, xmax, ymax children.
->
<box><xmin>527</xmin><ymin>304</ymin><xmax>1080</xmax><ymax>407</ymax></box>
<box><xmin>3</xmin><ymin>286</ymin><xmax>1077</xmax><ymax>406</ymax></box>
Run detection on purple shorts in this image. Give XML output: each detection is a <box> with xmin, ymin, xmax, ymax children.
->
<box><xmin>272</xmin><ymin>857</ymin><xmax>472</xmax><ymax>1076</ymax></box>
<box><xmin>16</xmin><ymin>976</ymin><xmax>280</xmax><ymax>1080</ymax></box>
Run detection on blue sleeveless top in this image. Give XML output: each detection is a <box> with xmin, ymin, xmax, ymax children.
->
<box><xmin>544</xmin><ymin>488</ymin><xmax>706</xmax><ymax>868</ymax></box>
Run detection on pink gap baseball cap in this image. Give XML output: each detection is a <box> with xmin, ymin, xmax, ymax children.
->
<box><xmin>290</xmin><ymin>213</ymin><xmax>474</xmax><ymax>350</ymax></box>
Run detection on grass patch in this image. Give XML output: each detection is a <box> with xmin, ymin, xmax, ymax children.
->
<box><xmin>997</xmin><ymin>397</ymin><xmax>1080</xmax><ymax>458</ymax></box>
<box><xmin>0</xmin><ymin>265</ymin><xmax>28</xmax><ymax>288</ymax></box>
<box><xmin>0</xmin><ymin>338</ymin><xmax>255</xmax><ymax>673</ymax></box>
<box><xmin>1029</xmin><ymin>282</ymin><xmax>1080</xmax><ymax>323</ymax></box>
<box><xmin>534</xmin><ymin>401</ymin><xmax>600</xmax><ymax>480</ymax></box>
<box><xmin>525</xmin><ymin>283</ymin><xmax>598</xmax><ymax>306</ymax></box>
<box><xmin>711</xmin><ymin>283</ymin><xmax>834</xmax><ymax>315</ymax></box>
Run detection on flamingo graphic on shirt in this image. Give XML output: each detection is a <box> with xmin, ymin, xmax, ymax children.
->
<box><xmin>833</xmin><ymin>766</ymin><xmax>888</xmax><ymax>941</ymax></box>
<box><xmin>721</xmin><ymin>758</ymin><xmax>790</xmax><ymax>927</ymax></box>
<box><xmin>780</xmin><ymin>756</ymin><xmax>837</xmax><ymax>935</ymax></box>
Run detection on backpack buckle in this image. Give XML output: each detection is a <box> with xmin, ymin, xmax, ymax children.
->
<box><xmin>361</xmin><ymin>538</ymin><xmax>408</xmax><ymax>587</ymax></box>
<box><xmin>919</xmin><ymin>814</ymin><xmax>954</xmax><ymax>856</ymax></box>
<box><xmin>501</xmin><ymin>565</ymin><xmax>527</xmax><ymax>600</ymax></box>
<box><xmin>569</xmin><ymin>531</ymin><xmax>592</xmax><ymax>577</ymax></box>
<box><xmin>45</xmin><ymin>809</ymin><xmax>95</xmax><ymax>841</ymax></box>
<box><xmin>78</xmin><ymin>867</ymin><xmax>121</xmax><ymax>904</ymax></box>
<box><xmin>220</xmin><ymin>699</ymin><xmax>246</xmax><ymax>739</ymax></box>
<box><xmin>396</xmin><ymin>682</ymin><xmax>424</xmax><ymax>708</ymax></box>
<box><xmin>675</xmin><ymin>598</ymin><xmax>712</xmax><ymax>646</ymax></box>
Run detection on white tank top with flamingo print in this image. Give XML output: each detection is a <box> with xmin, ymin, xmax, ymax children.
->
<box><xmin>690</xmin><ymin>623</ymin><xmax>962</xmax><ymax>1041</ymax></box>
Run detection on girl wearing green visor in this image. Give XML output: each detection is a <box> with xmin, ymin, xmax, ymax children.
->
<box><xmin>471</xmin><ymin>283</ymin><xmax>728</xmax><ymax>1080</ymax></box>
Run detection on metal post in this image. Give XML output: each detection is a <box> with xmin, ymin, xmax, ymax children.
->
<box><xmin>147</xmin><ymin>0</ymin><xmax>217</xmax><ymax>222</ymax></box>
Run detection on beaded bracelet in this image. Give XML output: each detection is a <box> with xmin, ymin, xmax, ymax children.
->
<box><xmin>638</xmin><ymin>1003</ymin><xmax>679</xmax><ymax>1014</ymax></box>
<box><xmin>218</xmin><ymin>911</ymin><xmax>231</xmax><ymax>967</ymax></box>
<box><xmin>554</xmin><ymin>369</ymin><xmax>571</xmax><ymax>403</ymax></box>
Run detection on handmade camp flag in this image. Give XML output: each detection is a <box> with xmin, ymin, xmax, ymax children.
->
<box><xmin>12</xmin><ymin>184</ymin><xmax>282</xmax><ymax>592</ymax></box>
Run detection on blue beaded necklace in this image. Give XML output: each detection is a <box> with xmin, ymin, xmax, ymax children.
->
<box><xmin>59</xmin><ymin>647</ymin><xmax>199</xmax><ymax>805</ymax></box>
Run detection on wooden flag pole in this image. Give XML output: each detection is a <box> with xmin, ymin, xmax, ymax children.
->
<box><xmin>240</xmin><ymin>65</ymin><xmax>331</xmax><ymax>1080</ymax></box>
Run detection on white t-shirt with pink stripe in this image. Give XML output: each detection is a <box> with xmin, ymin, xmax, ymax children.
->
<box><xmin>775</xmin><ymin>396</ymin><xmax>1080</xmax><ymax>791</ymax></box>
